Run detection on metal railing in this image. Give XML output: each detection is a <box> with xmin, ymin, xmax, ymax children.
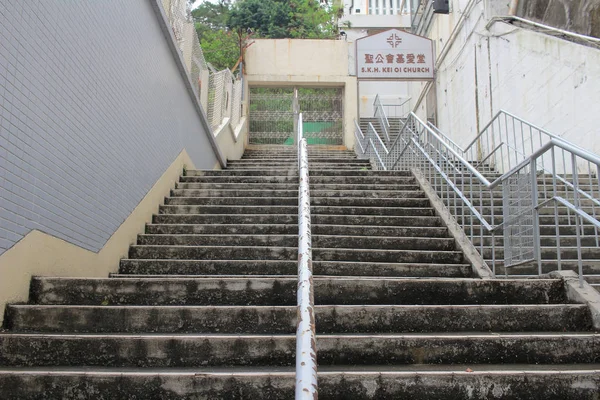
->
<box><xmin>162</xmin><ymin>0</ymin><xmax>243</xmax><ymax>134</ymax></box>
<box><xmin>382</xmin><ymin>97</ymin><xmax>412</xmax><ymax>119</ymax></box>
<box><xmin>440</xmin><ymin>110</ymin><xmax>588</xmax><ymax>175</ymax></box>
<box><xmin>373</xmin><ymin>94</ymin><xmax>391</xmax><ymax>143</ymax></box>
<box><xmin>501</xmin><ymin>139</ymin><xmax>600</xmax><ymax>286</ymax></box>
<box><xmin>486</xmin><ymin>16</ymin><xmax>600</xmax><ymax>50</ymax></box>
<box><xmin>295</xmin><ymin>112</ymin><xmax>318</xmax><ymax>399</ymax></box>
<box><xmin>355</xmin><ymin>110</ymin><xmax>600</xmax><ymax>285</ymax></box>
<box><xmin>368</xmin><ymin>0</ymin><xmax>410</xmax><ymax>15</ymax></box>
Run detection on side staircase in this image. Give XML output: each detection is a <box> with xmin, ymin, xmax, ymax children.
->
<box><xmin>360</xmin><ymin>117</ymin><xmax>404</xmax><ymax>143</ymax></box>
<box><xmin>435</xmin><ymin>162</ymin><xmax>600</xmax><ymax>283</ymax></box>
<box><xmin>1</xmin><ymin>146</ymin><xmax>599</xmax><ymax>398</ymax></box>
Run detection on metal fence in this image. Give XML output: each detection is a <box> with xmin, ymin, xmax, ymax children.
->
<box><xmin>207</xmin><ymin>70</ymin><xmax>229</xmax><ymax>129</ymax></box>
<box><xmin>249</xmin><ymin>87</ymin><xmax>295</xmax><ymax>145</ymax></box>
<box><xmin>355</xmin><ymin>110</ymin><xmax>600</xmax><ymax>285</ymax></box>
<box><xmin>298</xmin><ymin>88</ymin><xmax>344</xmax><ymax>145</ymax></box>
<box><xmin>250</xmin><ymin>87</ymin><xmax>344</xmax><ymax>145</ymax></box>
<box><xmin>161</xmin><ymin>0</ymin><xmax>243</xmax><ymax>134</ymax></box>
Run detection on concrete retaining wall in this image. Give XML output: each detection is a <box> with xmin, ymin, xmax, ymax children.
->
<box><xmin>0</xmin><ymin>1</ymin><xmax>220</xmax><ymax>256</ymax></box>
<box><xmin>518</xmin><ymin>0</ymin><xmax>600</xmax><ymax>38</ymax></box>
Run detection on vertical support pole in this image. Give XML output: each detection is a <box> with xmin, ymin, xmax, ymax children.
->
<box><xmin>572</xmin><ymin>154</ymin><xmax>584</xmax><ymax>288</ymax></box>
<box><xmin>294</xmin><ymin>88</ymin><xmax>299</xmax><ymax>146</ymax></box>
<box><xmin>296</xmin><ymin>115</ymin><xmax>318</xmax><ymax>399</ymax></box>
<box><xmin>551</xmin><ymin>147</ymin><xmax>562</xmax><ymax>271</ymax></box>
<box><xmin>531</xmin><ymin>159</ymin><xmax>542</xmax><ymax>276</ymax></box>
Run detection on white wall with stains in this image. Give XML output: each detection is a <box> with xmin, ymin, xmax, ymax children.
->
<box><xmin>409</xmin><ymin>0</ymin><xmax>600</xmax><ymax>158</ymax></box>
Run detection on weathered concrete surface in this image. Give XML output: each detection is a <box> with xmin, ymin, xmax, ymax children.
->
<box><xmin>118</xmin><ymin>259</ymin><xmax>473</xmax><ymax>277</ymax></box>
<box><xmin>2</xmin><ymin>370</ymin><xmax>600</xmax><ymax>399</ymax></box>
<box><xmin>7</xmin><ymin>304</ymin><xmax>590</xmax><ymax>333</ymax></box>
<box><xmin>518</xmin><ymin>0</ymin><xmax>600</xmax><ymax>38</ymax></box>
<box><xmin>1</xmin><ymin>333</ymin><xmax>599</xmax><ymax>367</ymax></box>
<box><xmin>3</xmin><ymin>146</ymin><xmax>600</xmax><ymax>398</ymax></box>
<box><xmin>29</xmin><ymin>277</ymin><xmax>566</xmax><ymax>306</ymax></box>
<box><xmin>550</xmin><ymin>270</ymin><xmax>600</xmax><ymax>330</ymax></box>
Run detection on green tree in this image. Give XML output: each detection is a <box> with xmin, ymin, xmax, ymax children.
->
<box><xmin>199</xmin><ymin>29</ymin><xmax>239</xmax><ymax>70</ymax></box>
<box><xmin>192</xmin><ymin>0</ymin><xmax>336</xmax><ymax>70</ymax></box>
<box><xmin>192</xmin><ymin>0</ymin><xmax>239</xmax><ymax>70</ymax></box>
<box><xmin>227</xmin><ymin>0</ymin><xmax>336</xmax><ymax>39</ymax></box>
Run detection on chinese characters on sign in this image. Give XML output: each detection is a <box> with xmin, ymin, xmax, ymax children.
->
<box><xmin>356</xmin><ymin>29</ymin><xmax>434</xmax><ymax>80</ymax></box>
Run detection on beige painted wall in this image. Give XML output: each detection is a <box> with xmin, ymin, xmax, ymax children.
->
<box><xmin>0</xmin><ymin>150</ymin><xmax>195</xmax><ymax>325</ymax></box>
<box><xmin>245</xmin><ymin>39</ymin><xmax>358</xmax><ymax>149</ymax></box>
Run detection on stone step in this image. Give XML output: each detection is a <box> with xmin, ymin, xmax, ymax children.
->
<box><xmin>179</xmin><ymin>175</ymin><xmax>416</xmax><ymax>185</ymax></box>
<box><xmin>471</xmin><ymin>235</ymin><xmax>600</xmax><ymax>248</ymax></box>
<box><xmin>145</xmin><ymin>223</ymin><xmax>449</xmax><ymax>238</ymax></box>
<box><xmin>2</xmin><ymin>368</ymin><xmax>599</xmax><ymax>399</ymax></box>
<box><xmin>229</xmin><ymin>158</ymin><xmax>369</xmax><ymax>164</ymax></box>
<box><xmin>30</xmin><ymin>278</ymin><xmax>564</xmax><ymax>306</ymax></box>
<box><xmin>152</xmin><ymin>214</ymin><xmax>443</xmax><ymax>227</ymax></box>
<box><xmin>490</xmin><ymin>260</ymin><xmax>600</xmax><ymax>276</ymax></box>
<box><xmin>165</xmin><ymin>196</ymin><xmax>431</xmax><ymax>208</ymax></box>
<box><xmin>171</xmin><ymin>188</ymin><xmax>299</xmax><ymax>197</ymax></box>
<box><xmin>227</xmin><ymin>165</ymin><xmax>372</xmax><ymax>171</ymax></box>
<box><xmin>136</xmin><ymin>234</ymin><xmax>456</xmax><ymax>251</ymax></box>
<box><xmin>188</xmin><ymin>169</ymin><xmax>298</xmax><ymax>177</ymax></box>
<box><xmin>465</xmin><ymin>225</ymin><xmax>600</xmax><ymax>236</ymax></box>
<box><xmin>191</xmin><ymin>168</ymin><xmax>408</xmax><ymax>178</ymax></box>
<box><xmin>436</xmin><ymin>188</ymin><xmax>597</xmax><ymax>198</ymax></box>
<box><xmin>176</xmin><ymin>182</ymin><xmax>421</xmax><ymax>191</ymax></box>
<box><xmin>311</xmin><ymin>189</ymin><xmax>426</xmax><ymax>198</ymax></box>
<box><xmin>127</xmin><ymin>245</ymin><xmax>463</xmax><ymax>264</ymax></box>
<box><xmin>128</xmin><ymin>244</ymin><xmax>297</xmax><ymax>261</ymax></box>
<box><xmin>170</xmin><ymin>188</ymin><xmax>427</xmax><ymax>198</ymax></box>
<box><xmin>448</xmin><ymin>177</ymin><xmax>599</xmax><ymax>187</ymax></box>
<box><xmin>118</xmin><ymin>260</ymin><xmax>473</xmax><ymax>278</ymax></box>
<box><xmin>6</xmin><ymin>304</ymin><xmax>590</xmax><ymax>334</ymax></box>
<box><xmin>455</xmin><ymin>215</ymin><xmax>600</xmax><ymax>226</ymax></box>
<box><xmin>158</xmin><ymin>205</ymin><xmax>435</xmax><ymax>217</ymax></box>
<box><xmin>447</xmin><ymin>204</ymin><xmax>600</xmax><ymax>216</ymax></box>
<box><xmin>457</xmin><ymin>198</ymin><xmax>599</xmax><ymax>207</ymax></box>
<box><xmin>227</xmin><ymin>161</ymin><xmax>370</xmax><ymax>167</ymax></box>
<box><xmin>0</xmin><ymin>333</ymin><xmax>596</xmax><ymax>367</ymax></box>
<box><xmin>308</xmin><ymin>169</ymin><xmax>411</xmax><ymax>176</ymax></box>
<box><xmin>480</xmin><ymin>247</ymin><xmax>600</xmax><ymax>260</ymax></box>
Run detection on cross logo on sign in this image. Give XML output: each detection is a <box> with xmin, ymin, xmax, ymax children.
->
<box><xmin>386</xmin><ymin>34</ymin><xmax>402</xmax><ymax>48</ymax></box>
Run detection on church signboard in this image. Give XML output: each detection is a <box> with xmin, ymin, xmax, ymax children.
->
<box><xmin>356</xmin><ymin>29</ymin><xmax>434</xmax><ymax>80</ymax></box>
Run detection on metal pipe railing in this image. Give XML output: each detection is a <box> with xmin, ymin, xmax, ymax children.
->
<box><xmin>373</xmin><ymin>94</ymin><xmax>391</xmax><ymax>143</ymax></box>
<box><xmin>355</xmin><ymin>108</ymin><xmax>600</xmax><ymax>282</ymax></box>
<box><xmin>486</xmin><ymin>16</ymin><xmax>600</xmax><ymax>48</ymax></box>
<box><xmin>295</xmin><ymin>113</ymin><xmax>318</xmax><ymax>399</ymax></box>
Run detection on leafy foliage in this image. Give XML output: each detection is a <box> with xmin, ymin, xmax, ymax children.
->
<box><xmin>192</xmin><ymin>0</ymin><xmax>336</xmax><ymax>70</ymax></box>
<box><xmin>199</xmin><ymin>29</ymin><xmax>239</xmax><ymax>71</ymax></box>
<box><xmin>227</xmin><ymin>0</ymin><xmax>336</xmax><ymax>39</ymax></box>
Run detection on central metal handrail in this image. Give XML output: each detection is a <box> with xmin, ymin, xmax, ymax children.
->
<box><xmin>295</xmin><ymin>112</ymin><xmax>318</xmax><ymax>399</ymax></box>
<box><xmin>355</xmin><ymin>109</ymin><xmax>600</xmax><ymax>283</ymax></box>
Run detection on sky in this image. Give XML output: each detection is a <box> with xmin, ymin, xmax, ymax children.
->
<box><xmin>191</xmin><ymin>0</ymin><xmax>213</xmax><ymax>8</ymax></box>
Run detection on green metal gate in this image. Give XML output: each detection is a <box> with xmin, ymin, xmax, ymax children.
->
<box><xmin>249</xmin><ymin>87</ymin><xmax>343</xmax><ymax>145</ymax></box>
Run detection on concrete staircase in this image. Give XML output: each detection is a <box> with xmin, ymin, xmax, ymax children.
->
<box><xmin>1</xmin><ymin>145</ymin><xmax>599</xmax><ymax>398</ymax></box>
